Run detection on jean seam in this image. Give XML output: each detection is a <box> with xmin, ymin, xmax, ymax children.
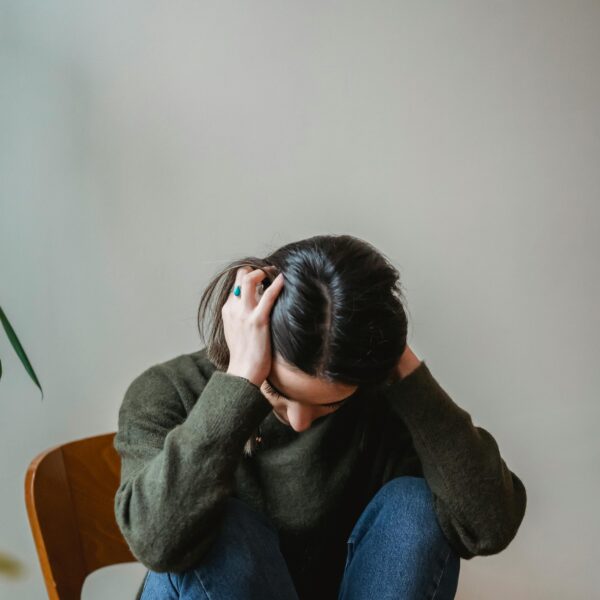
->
<box><xmin>139</xmin><ymin>570</ymin><xmax>150</xmax><ymax>598</ymax></box>
<box><xmin>193</xmin><ymin>568</ymin><xmax>213</xmax><ymax>600</ymax></box>
<box><xmin>338</xmin><ymin>540</ymin><xmax>354</xmax><ymax>600</ymax></box>
<box><xmin>344</xmin><ymin>539</ymin><xmax>355</xmax><ymax>570</ymax></box>
<box><xmin>430</xmin><ymin>547</ymin><xmax>452</xmax><ymax>600</ymax></box>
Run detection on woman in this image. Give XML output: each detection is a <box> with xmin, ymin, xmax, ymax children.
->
<box><xmin>113</xmin><ymin>234</ymin><xmax>527</xmax><ymax>600</ymax></box>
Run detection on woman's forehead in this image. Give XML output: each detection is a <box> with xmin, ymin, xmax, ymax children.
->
<box><xmin>268</xmin><ymin>359</ymin><xmax>358</xmax><ymax>405</ymax></box>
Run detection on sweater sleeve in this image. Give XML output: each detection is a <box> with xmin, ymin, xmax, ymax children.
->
<box><xmin>382</xmin><ymin>360</ymin><xmax>527</xmax><ymax>560</ymax></box>
<box><xmin>113</xmin><ymin>364</ymin><xmax>273</xmax><ymax>572</ymax></box>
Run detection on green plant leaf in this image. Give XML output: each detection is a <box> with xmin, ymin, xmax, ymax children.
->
<box><xmin>0</xmin><ymin>549</ymin><xmax>26</xmax><ymax>579</ymax></box>
<box><xmin>0</xmin><ymin>306</ymin><xmax>43</xmax><ymax>400</ymax></box>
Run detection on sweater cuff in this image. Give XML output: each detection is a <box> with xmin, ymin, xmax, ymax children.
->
<box><xmin>381</xmin><ymin>360</ymin><xmax>470</xmax><ymax>436</ymax></box>
<box><xmin>184</xmin><ymin>370</ymin><xmax>273</xmax><ymax>442</ymax></box>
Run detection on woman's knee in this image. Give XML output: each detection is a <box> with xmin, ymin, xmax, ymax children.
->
<box><xmin>141</xmin><ymin>498</ymin><xmax>290</xmax><ymax>599</ymax></box>
<box><xmin>222</xmin><ymin>496</ymin><xmax>279</xmax><ymax>538</ymax></box>
<box><xmin>198</xmin><ymin>496</ymin><xmax>282</xmax><ymax>568</ymax></box>
<box><xmin>340</xmin><ymin>478</ymin><xmax>461</xmax><ymax>599</ymax></box>
<box><xmin>351</xmin><ymin>476</ymin><xmax>450</xmax><ymax>551</ymax></box>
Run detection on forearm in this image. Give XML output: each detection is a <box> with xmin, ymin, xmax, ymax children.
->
<box><xmin>383</xmin><ymin>361</ymin><xmax>527</xmax><ymax>558</ymax></box>
<box><xmin>114</xmin><ymin>367</ymin><xmax>272</xmax><ymax>572</ymax></box>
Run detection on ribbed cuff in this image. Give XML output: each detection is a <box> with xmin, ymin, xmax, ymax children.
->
<box><xmin>183</xmin><ymin>370</ymin><xmax>273</xmax><ymax>444</ymax></box>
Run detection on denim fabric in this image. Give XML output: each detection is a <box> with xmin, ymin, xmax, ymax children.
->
<box><xmin>139</xmin><ymin>476</ymin><xmax>460</xmax><ymax>599</ymax></box>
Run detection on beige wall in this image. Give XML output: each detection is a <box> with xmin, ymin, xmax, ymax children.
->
<box><xmin>2</xmin><ymin>2</ymin><xmax>598</xmax><ymax>598</ymax></box>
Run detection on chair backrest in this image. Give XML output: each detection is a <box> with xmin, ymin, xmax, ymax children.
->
<box><xmin>25</xmin><ymin>432</ymin><xmax>137</xmax><ymax>599</ymax></box>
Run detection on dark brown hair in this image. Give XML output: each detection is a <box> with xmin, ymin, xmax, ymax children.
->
<box><xmin>197</xmin><ymin>234</ymin><xmax>410</xmax><ymax>389</ymax></box>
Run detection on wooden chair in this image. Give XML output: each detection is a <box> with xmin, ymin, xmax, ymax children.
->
<box><xmin>25</xmin><ymin>432</ymin><xmax>139</xmax><ymax>599</ymax></box>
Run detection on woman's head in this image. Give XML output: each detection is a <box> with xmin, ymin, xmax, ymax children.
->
<box><xmin>260</xmin><ymin>350</ymin><xmax>360</xmax><ymax>432</ymax></box>
<box><xmin>197</xmin><ymin>233</ymin><xmax>409</xmax><ymax>398</ymax></box>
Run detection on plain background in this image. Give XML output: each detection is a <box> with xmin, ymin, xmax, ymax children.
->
<box><xmin>1</xmin><ymin>2</ymin><xmax>598</xmax><ymax>599</ymax></box>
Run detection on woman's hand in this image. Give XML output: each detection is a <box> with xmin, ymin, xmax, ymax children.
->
<box><xmin>395</xmin><ymin>344</ymin><xmax>422</xmax><ymax>381</ymax></box>
<box><xmin>222</xmin><ymin>265</ymin><xmax>285</xmax><ymax>387</ymax></box>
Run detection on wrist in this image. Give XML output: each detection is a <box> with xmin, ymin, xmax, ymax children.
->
<box><xmin>396</xmin><ymin>346</ymin><xmax>422</xmax><ymax>380</ymax></box>
<box><xmin>226</xmin><ymin>368</ymin><xmax>262</xmax><ymax>388</ymax></box>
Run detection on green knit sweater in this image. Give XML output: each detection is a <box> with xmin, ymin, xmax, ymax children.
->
<box><xmin>114</xmin><ymin>347</ymin><xmax>527</xmax><ymax>599</ymax></box>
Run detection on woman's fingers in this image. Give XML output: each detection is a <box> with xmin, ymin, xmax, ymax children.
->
<box><xmin>256</xmin><ymin>272</ymin><xmax>284</xmax><ymax>320</ymax></box>
<box><xmin>233</xmin><ymin>267</ymin><xmax>277</xmax><ymax>310</ymax></box>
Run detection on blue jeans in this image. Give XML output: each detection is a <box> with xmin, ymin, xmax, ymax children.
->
<box><xmin>139</xmin><ymin>476</ymin><xmax>460</xmax><ymax>599</ymax></box>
